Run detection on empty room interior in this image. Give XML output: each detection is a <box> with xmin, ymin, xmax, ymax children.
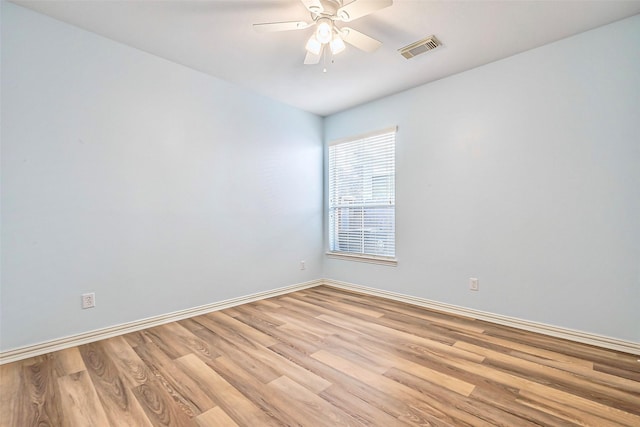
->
<box><xmin>1</xmin><ymin>0</ymin><xmax>639</xmax><ymax>425</ymax></box>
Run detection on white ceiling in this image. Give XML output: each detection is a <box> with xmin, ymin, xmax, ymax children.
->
<box><xmin>12</xmin><ymin>0</ymin><xmax>640</xmax><ymax>116</ymax></box>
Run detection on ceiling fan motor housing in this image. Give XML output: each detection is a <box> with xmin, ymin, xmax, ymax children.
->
<box><xmin>310</xmin><ymin>0</ymin><xmax>341</xmax><ymax>20</ymax></box>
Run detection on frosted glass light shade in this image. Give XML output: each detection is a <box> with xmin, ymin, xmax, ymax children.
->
<box><xmin>316</xmin><ymin>18</ymin><xmax>333</xmax><ymax>44</ymax></box>
<box><xmin>305</xmin><ymin>36</ymin><xmax>322</xmax><ymax>55</ymax></box>
<box><xmin>330</xmin><ymin>36</ymin><xmax>346</xmax><ymax>54</ymax></box>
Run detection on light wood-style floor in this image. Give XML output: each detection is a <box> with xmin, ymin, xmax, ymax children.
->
<box><xmin>1</xmin><ymin>286</ymin><xmax>639</xmax><ymax>426</ymax></box>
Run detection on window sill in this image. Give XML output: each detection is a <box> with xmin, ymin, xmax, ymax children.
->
<box><xmin>325</xmin><ymin>252</ymin><xmax>398</xmax><ymax>266</ymax></box>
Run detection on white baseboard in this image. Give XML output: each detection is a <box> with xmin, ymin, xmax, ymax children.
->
<box><xmin>321</xmin><ymin>279</ymin><xmax>640</xmax><ymax>356</ymax></box>
<box><xmin>3</xmin><ymin>277</ymin><xmax>637</xmax><ymax>364</ymax></box>
<box><xmin>0</xmin><ymin>279</ymin><xmax>322</xmax><ymax>365</ymax></box>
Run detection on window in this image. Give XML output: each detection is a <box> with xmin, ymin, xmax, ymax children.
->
<box><xmin>328</xmin><ymin>127</ymin><xmax>396</xmax><ymax>263</ymax></box>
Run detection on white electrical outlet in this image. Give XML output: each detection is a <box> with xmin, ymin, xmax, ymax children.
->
<box><xmin>82</xmin><ymin>292</ymin><xmax>95</xmax><ymax>309</ymax></box>
<box><xmin>300</xmin><ymin>260</ymin><xmax>306</xmax><ymax>270</ymax></box>
<box><xmin>469</xmin><ymin>278</ymin><xmax>479</xmax><ymax>291</ymax></box>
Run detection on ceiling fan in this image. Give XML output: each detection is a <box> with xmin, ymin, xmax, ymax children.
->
<box><xmin>253</xmin><ymin>0</ymin><xmax>393</xmax><ymax>65</ymax></box>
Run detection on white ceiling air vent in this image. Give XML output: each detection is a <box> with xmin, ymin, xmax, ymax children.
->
<box><xmin>398</xmin><ymin>36</ymin><xmax>441</xmax><ymax>59</ymax></box>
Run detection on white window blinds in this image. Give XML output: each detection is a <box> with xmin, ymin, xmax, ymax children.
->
<box><xmin>328</xmin><ymin>127</ymin><xmax>396</xmax><ymax>258</ymax></box>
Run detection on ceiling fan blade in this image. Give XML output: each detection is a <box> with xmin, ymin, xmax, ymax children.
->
<box><xmin>300</xmin><ymin>0</ymin><xmax>323</xmax><ymax>14</ymax></box>
<box><xmin>253</xmin><ymin>21</ymin><xmax>311</xmax><ymax>33</ymax></box>
<box><xmin>340</xmin><ymin>27</ymin><xmax>382</xmax><ymax>52</ymax></box>
<box><xmin>336</xmin><ymin>0</ymin><xmax>393</xmax><ymax>22</ymax></box>
<box><xmin>304</xmin><ymin>46</ymin><xmax>323</xmax><ymax>64</ymax></box>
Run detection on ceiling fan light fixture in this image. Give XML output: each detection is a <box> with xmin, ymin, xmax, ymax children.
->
<box><xmin>254</xmin><ymin>0</ymin><xmax>393</xmax><ymax>67</ymax></box>
<box><xmin>315</xmin><ymin>18</ymin><xmax>333</xmax><ymax>44</ymax></box>
<box><xmin>330</xmin><ymin>35</ymin><xmax>346</xmax><ymax>54</ymax></box>
<box><xmin>305</xmin><ymin>36</ymin><xmax>322</xmax><ymax>55</ymax></box>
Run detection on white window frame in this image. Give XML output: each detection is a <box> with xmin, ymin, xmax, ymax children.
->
<box><xmin>327</xmin><ymin>126</ymin><xmax>397</xmax><ymax>266</ymax></box>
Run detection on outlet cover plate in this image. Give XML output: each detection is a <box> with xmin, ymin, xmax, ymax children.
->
<box><xmin>82</xmin><ymin>292</ymin><xmax>95</xmax><ymax>309</ymax></box>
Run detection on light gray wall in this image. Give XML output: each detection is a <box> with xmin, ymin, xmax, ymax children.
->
<box><xmin>2</xmin><ymin>3</ymin><xmax>638</xmax><ymax>353</ymax></box>
<box><xmin>324</xmin><ymin>15</ymin><xmax>640</xmax><ymax>342</ymax></box>
<box><xmin>1</xmin><ymin>2</ymin><xmax>323</xmax><ymax>351</ymax></box>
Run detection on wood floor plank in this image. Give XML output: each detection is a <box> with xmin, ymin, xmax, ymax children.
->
<box><xmin>2</xmin><ymin>285</ymin><xmax>638</xmax><ymax>426</ymax></box>
<box><xmin>233</xmin><ymin>309</ymin><xmax>322</xmax><ymax>355</ymax></box>
<box><xmin>520</xmin><ymin>383</ymin><xmax>640</xmax><ymax>426</ymax></box>
<box><xmin>269</xmin><ymin>342</ymin><xmax>439</xmax><ymax>427</ymax></box>
<box><xmin>455</xmin><ymin>340</ymin><xmax>640</xmax><ymax>413</ymax></box>
<box><xmin>299</xmin><ymin>292</ymin><xmax>386</xmax><ymax>319</ymax></box>
<box><xmin>384</xmin><ymin>367</ymin><xmax>540</xmax><ymax>427</ymax></box>
<box><xmin>133</xmin><ymin>341</ymin><xmax>216</xmax><ymax>417</ymax></box>
<box><xmin>310</xmin><ymin>287</ymin><xmax>487</xmax><ymax>335</ymax></box>
<box><xmin>175</xmin><ymin>353</ymin><xmax>281</xmax><ymax>427</ymax></box>
<box><xmin>347</xmin><ymin>332</ymin><xmax>535</xmax><ymax>410</ymax></box>
<box><xmin>267</xmin><ymin>375</ymin><xmax>365</xmax><ymax>426</ymax></box>
<box><xmin>219</xmin><ymin>303</ymin><xmax>285</xmax><ymax>330</ymax></box>
<box><xmin>157</xmin><ymin>321</ymin><xmax>222</xmax><ymax>360</ymax></box>
<box><xmin>52</xmin><ymin>347</ymin><xmax>86</xmax><ymax>377</ymax></box>
<box><xmin>204</xmin><ymin>311</ymin><xmax>279</xmax><ymax>347</ymax></box>
<box><xmin>469</xmin><ymin>385</ymin><xmax>578</xmax><ymax>426</ymax></box>
<box><xmin>0</xmin><ymin>361</ymin><xmax>23</xmax><ymax>427</ymax></box>
<box><xmin>204</xmin><ymin>313</ymin><xmax>332</xmax><ymax>394</ymax></box>
<box><xmin>79</xmin><ymin>341</ymin><xmax>156</xmax><ymax>427</ymax></box>
<box><xmin>190</xmin><ymin>320</ymin><xmax>282</xmax><ymax>385</ymax></box>
<box><xmin>595</xmin><ymin>362</ymin><xmax>640</xmax><ymax>382</ymax></box>
<box><xmin>131</xmin><ymin>382</ymin><xmax>192</xmax><ymax>427</ymax></box>
<box><xmin>177</xmin><ymin>317</ymin><xmax>206</xmax><ymax>333</ymax></box>
<box><xmin>322</xmin><ymin>334</ymin><xmax>476</xmax><ymax>397</ymax></box>
<box><xmin>277</xmin><ymin>295</ymin><xmax>336</xmax><ymax>318</ymax></box>
<box><xmin>316</xmin><ymin>311</ymin><xmax>483</xmax><ymax>365</ymax></box>
<box><xmin>318</xmin><ymin>384</ymin><xmax>412</xmax><ymax>427</ymax></box>
<box><xmin>101</xmin><ymin>336</ymin><xmax>153</xmax><ymax>388</ymax></box>
<box><xmin>311</xmin><ymin>349</ymin><xmax>483</xmax><ymax>426</ymax></box>
<box><xmin>57</xmin><ymin>371</ymin><xmax>111</xmax><ymax>427</ymax></box>
<box><xmin>484</xmin><ymin>325</ymin><xmax>640</xmax><ymax>373</ymax></box>
<box><xmin>254</xmin><ymin>298</ymin><xmax>283</xmax><ymax>309</ymax></box>
<box><xmin>195</xmin><ymin>406</ymin><xmax>240</xmax><ymax>427</ymax></box>
<box><xmin>270</xmin><ymin>307</ymin><xmax>346</xmax><ymax>340</ymax></box>
<box><xmin>322</xmin><ymin>332</ymin><xmax>479</xmax><ymax>392</ymax></box>
<box><xmin>123</xmin><ymin>330</ymin><xmax>154</xmax><ymax>348</ymax></box>
<box><xmin>454</xmin><ymin>327</ymin><xmax>595</xmax><ymax>368</ymax></box>
<box><xmin>139</xmin><ymin>326</ymin><xmax>192</xmax><ymax>360</ymax></box>
<box><xmin>409</xmin><ymin>340</ymin><xmax>640</xmax><ymax>426</ymax></box>
<box><xmin>19</xmin><ymin>356</ymin><xmax>66</xmax><ymax>426</ymax></box>
<box><xmin>203</xmin><ymin>355</ymin><xmax>323</xmax><ymax>427</ymax></box>
<box><xmin>516</xmin><ymin>390</ymin><xmax>624</xmax><ymax>426</ymax></box>
<box><xmin>303</xmin><ymin>294</ymin><xmax>483</xmax><ymax>342</ymax></box>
